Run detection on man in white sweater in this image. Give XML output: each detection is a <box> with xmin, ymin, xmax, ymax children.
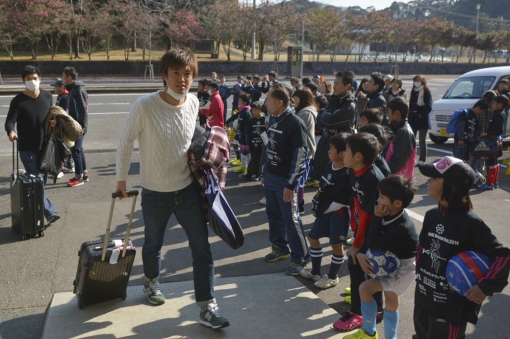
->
<box><xmin>116</xmin><ymin>49</ymin><xmax>229</xmax><ymax>330</ymax></box>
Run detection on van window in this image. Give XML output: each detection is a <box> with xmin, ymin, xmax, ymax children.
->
<box><xmin>444</xmin><ymin>76</ymin><xmax>495</xmax><ymax>99</ymax></box>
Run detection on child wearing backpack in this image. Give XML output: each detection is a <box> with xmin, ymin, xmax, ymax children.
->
<box><xmin>452</xmin><ymin>100</ymin><xmax>488</xmax><ymax>161</ymax></box>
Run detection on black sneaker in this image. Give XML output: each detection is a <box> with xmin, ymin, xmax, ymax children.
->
<box><xmin>47</xmin><ymin>213</ymin><xmax>60</xmax><ymax>224</ymax></box>
<box><xmin>298</xmin><ymin>201</ymin><xmax>305</xmax><ymax>215</ymax></box>
<box><xmin>83</xmin><ymin>174</ymin><xmax>89</xmax><ymax>182</ymax></box>
<box><xmin>199</xmin><ymin>303</ymin><xmax>230</xmax><ymax>329</ymax></box>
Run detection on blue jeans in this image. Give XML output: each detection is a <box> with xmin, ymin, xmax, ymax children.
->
<box><xmin>19</xmin><ymin>150</ymin><xmax>58</xmax><ymax>219</ymax></box>
<box><xmin>264</xmin><ymin>172</ymin><xmax>309</xmax><ymax>264</ymax></box>
<box><xmin>141</xmin><ymin>181</ymin><xmax>214</xmax><ymax>303</ymax></box>
<box><xmin>71</xmin><ymin>135</ymin><xmax>87</xmax><ymax>176</ymax></box>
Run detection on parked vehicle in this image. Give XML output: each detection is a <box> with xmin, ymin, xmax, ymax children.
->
<box><xmin>429</xmin><ymin>66</ymin><xmax>510</xmax><ymax>144</ymax></box>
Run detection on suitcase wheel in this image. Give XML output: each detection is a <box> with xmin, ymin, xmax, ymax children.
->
<box><xmin>77</xmin><ymin>296</ymin><xmax>85</xmax><ymax>309</ymax></box>
<box><xmin>121</xmin><ymin>292</ymin><xmax>127</xmax><ymax>300</ymax></box>
<box><xmin>38</xmin><ymin>231</ymin><xmax>45</xmax><ymax>237</ymax></box>
<box><xmin>19</xmin><ymin>234</ymin><xmax>26</xmax><ymax>241</ymax></box>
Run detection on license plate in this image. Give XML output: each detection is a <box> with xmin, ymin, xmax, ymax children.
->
<box><xmin>439</xmin><ymin>128</ymin><xmax>449</xmax><ymax>136</ymax></box>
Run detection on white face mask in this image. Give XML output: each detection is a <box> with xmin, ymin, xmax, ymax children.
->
<box><xmin>208</xmin><ymin>90</ymin><xmax>212</xmax><ymax>95</ymax></box>
<box><xmin>26</xmin><ymin>80</ymin><xmax>40</xmax><ymax>92</ymax></box>
<box><xmin>414</xmin><ymin>82</ymin><xmax>422</xmax><ymax>88</ymax></box>
<box><xmin>166</xmin><ymin>85</ymin><xmax>187</xmax><ymax>100</ymax></box>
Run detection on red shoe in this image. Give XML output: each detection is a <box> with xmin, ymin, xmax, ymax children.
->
<box><xmin>333</xmin><ymin>311</ymin><xmax>363</xmax><ymax>331</ymax></box>
<box><xmin>67</xmin><ymin>177</ymin><xmax>84</xmax><ymax>187</ymax></box>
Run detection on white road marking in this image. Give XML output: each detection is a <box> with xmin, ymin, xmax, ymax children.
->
<box><xmin>406</xmin><ymin>209</ymin><xmax>424</xmax><ymax>223</ymax></box>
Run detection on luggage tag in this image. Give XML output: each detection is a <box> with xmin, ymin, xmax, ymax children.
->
<box><xmin>109</xmin><ymin>240</ymin><xmax>124</xmax><ymax>264</ymax></box>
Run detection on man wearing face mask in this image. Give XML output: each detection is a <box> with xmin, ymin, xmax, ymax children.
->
<box><xmin>5</xmin><ymin>65</ymin><xmax>60</xmax><ymax>224</ymax></box>
<box><xmin>200</xmin><ymin>81</ymin><xmax>225</xmax><ymax>128</ymax></box>
<box><xmin>116</xmin><ymin>49</ymin><xmax>230</xmax><ymax>330</ymax></box>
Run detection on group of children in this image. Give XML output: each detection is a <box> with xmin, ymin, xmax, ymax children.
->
<box><xmin>451</xmin><ymin>81</ymin><xmax>510</xmax><ymax>190</ymax></box>
<box><xmin>301</xmin><ymin>103</ymin><xmax>509</xmax><ymax>339</ymax></box>
<box><xmin>200</xmin><ymin>72</ymin><xmax>509</xmax><ymax>338</ymax></box>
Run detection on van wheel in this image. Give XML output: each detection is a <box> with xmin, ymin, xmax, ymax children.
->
<box><xmin>429</xmin><ymin>133</ymin><xmax>448</xmax><ymax>144</ymax></box>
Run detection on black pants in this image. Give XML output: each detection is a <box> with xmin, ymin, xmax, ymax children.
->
<box><xmin>347</xmin><ymin>255</ymin><xmax>383</xmax><ymax>315</ymax></box>
<box><xmin>412</xmin><ymin>128</ymin><xmax>428</xmax><ymax>162</ymax></box>
<box><xmin>413</xmin><ymin>307</ymin><xmax>467</xmax><ymax>339</ymax></box>
<box><xmin>246</xmin><ymin>150</ymin><xmax>262</xmax><ymax>178</ymax></box>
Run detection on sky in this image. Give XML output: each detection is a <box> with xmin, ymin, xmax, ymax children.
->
<box><xmin>317</xmin><ymin>0</ymin><xmax>412</xmax><ymax>10</ymax></box>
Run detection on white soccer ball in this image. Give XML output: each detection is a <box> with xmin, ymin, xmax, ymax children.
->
<box><xmin>366</xmin><ymin>249</ymin><xmax>400</xmax><ymax>279</ymax></box>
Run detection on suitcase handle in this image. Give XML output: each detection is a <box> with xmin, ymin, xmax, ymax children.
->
<box><xmin>102</xmin><ymin>189</ymin><xmax>139</xmax><ymax>261</ymax></box>
<box><xmin>12</xmin><ymin>137</ymin><xmax>19</xmax><ymax>180</ymax></box>
<box><xmin>111</xmin><ymin>190</ymin><xmax>139</xmax><ymax>199</ymax></box>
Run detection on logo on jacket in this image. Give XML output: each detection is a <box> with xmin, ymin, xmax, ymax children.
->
<box><xmin>436</xmin><ymin>224</ymin><xmax>444</xmax><ymax>235</ymax></box>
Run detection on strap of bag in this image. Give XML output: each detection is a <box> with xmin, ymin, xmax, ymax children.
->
<box><xmin>101</xmin><ymin>190</ymin><xmax>139</xmax><ymax>261</ymax></box>
<box><xmin>206</xmin><ymin>168</ymin><xmax>220</xmax><ymax>192</ymax></box>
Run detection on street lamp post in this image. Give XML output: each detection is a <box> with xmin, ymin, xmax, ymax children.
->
<box><xmin>474</xmin><ymin>4</ymin><xmax>481</xmax><ymax>64</ymax></box>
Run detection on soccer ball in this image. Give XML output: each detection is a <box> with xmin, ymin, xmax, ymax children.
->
<box><xmin>366</xmin><ymin>249</ymin><xmax>400</xmax><ymax>279</ymax></box>
<box><xmin>446</xmin><ymin>251</ymin><xmax>491</xmax><ymax>296</ymax></box>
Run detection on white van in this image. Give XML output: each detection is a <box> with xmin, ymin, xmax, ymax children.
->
<box><xmin>429</xmin><ymin>66</ymin><xmax>510</xmax><ymax>144</ymax></box>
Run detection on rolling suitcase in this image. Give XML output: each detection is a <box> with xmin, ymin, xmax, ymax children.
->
<box><xmin>10</xmin><ymin>142</ymin><xmax>46</xmax><ymax>240</ymax></box>
<box><xmin>73</xmin><ymin>190</ymin><xmax>138</xmax><ymax>309</ymax></box>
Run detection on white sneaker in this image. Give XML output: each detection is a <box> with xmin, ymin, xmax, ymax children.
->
<box><xmin>57</xmin><ymin>172</ymin><xmax>64</xmax><ymax>179</ymax></box>
<box><xmin>314</xmin><ymin>275</ymin><xmax>339</xmax><ymax>289</ymax></box>
<box><xmin>259</xmin><ymin>197</ymin><xmax>266</xmax><ymax>205</ymax></box>
<box><xmin>299</xmin><ymin>268</ymin><xmax>321</xmax><ymax>282</ymax></box>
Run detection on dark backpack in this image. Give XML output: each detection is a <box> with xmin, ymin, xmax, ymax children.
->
<box><xmin>446</xmin><ymin>108</ymin><xmax>469</xmax><ymax>134</ymax></box>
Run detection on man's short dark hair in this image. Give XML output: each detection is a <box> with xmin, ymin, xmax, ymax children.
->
<box><xmin>329</xmin><ymin>133</ymin><xmax>349</xmax><ymax>153</ymax></box>
<box><xmin>22</xmin><ymin>65</ymin><xmax>41</xmax><ymax>80</ymax></box>
<box><xmin>315</xmin><ymin>95</ymin><xmax>329</xmax><ymax>109</ymax></box>
<box><xmin>377</xmin><ymin>175</ymin><xmax>416</xmax><ymax>208</ymax></box>
<box><xmin>159</xmin><ymin>48</ymin><xmax>198</xmax><ymax>86</ymax></box>
<box><xmin>302</xmin><ymin>77</ymin><xmax>312</xmax><ymax>86</ymax></box>
<box><xmin>63</xmin><ymin>66</ymin><xmax>78</xmax><ymax>80</ymax></box>
<box><xmin>253</xmin><ymin>75</ymin><xmax>260</xmax><ymax>80</ymax></box>
<box><xmin>346</xmin><ymin>132</ymin><xmax>379</xmax><ymax>166</ymax></box>
<box><xmin>269</xmin><ymin>83</ymin><xmax>290</xmax><ymax>107</ymax></box>
<box><xmin>387</xmin><ymin>97</ymin><xmax>409</xmax><ymax>119</ymax></box>
<box><xmin>268</xmin><ymin>71</ymin><xmax>277</xmax><ymax>78</ymax></box>
<box><xmin>335</xmin><ymin>71</ymin><xmax>354</xmax><ymax>88</ymax></box>
<box><xmin>472</xmin><ymin>99</ymin><xmax>488</xmax><ymax>110</ymax></box>
<box><xmin>246</xmin><ymin>75</ymin><xmax>252</xmax><ymax>81</ymax></box>
<box><xmin>237</xmin><ymin>75</ymin><xmax>244</xmax><ymax>80</ymax></box>
<box><xmin>251</xmin><ymin>101</ymin><xmax>263</xmax><ymax>110</ymax></box>
<box><xmin>358</xmin><ymin>124</ymin><xmax>389</xmax><ymax>149</ymax></box>
<box><xmin>360</xmin><ymin>108</ymin><xmax>382</xmax><ymax>124</ymax></box>
<box><xmin>198</xmin><ymin>78</ymin><xmax>209</xmax><ymax>87</ymax></box>
<box><xmin>239</xmin><ymin>92</ymin><xmax>251</xmax><ymax>105</ymax></box>
<box><xmin>494</xmin><ymin>95</ymin><xmax>510</xmax><ymax>109</ymax></box>
<box><xmin>370</xmin><ymin>72</ymin><xmax>385</xmax><ymax>91</ymax></box>
<box><xmin>305</xmin><ymin>82</ymin><xmax>318</xmax><ymax>94</ymax></box>
<box><xmin>208</xmin><ymin>81</ymin><xmax>219</xmax><ymax>90</ymax></box>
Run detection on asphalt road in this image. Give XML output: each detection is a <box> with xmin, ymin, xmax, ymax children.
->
<box><xmin>0</xmin><ymin>77</ymin><xmax>509</xmax><ymax>338</ymax></box>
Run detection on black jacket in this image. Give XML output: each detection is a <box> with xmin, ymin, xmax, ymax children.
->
<box><xmin>367</xmin><ymin>90</ymin><xmax>389</xmax><ymax>126</ymax></box>
<box><xmin>264</xmin><ymin>107</ymin><xmax>308</xmax><ymax>189</ymax></box>
<box><xmin>409</xmin><ymin>89</ymin><xmax>433</xmax><ymax>131</ymax></box>
<box><xmin>65</xmin><ymin>80</ymin><xmax>88</xmax><ymax>134</ymax></box>
<box><xmin>383</xmin><ymin>119</ymin><xmax>416</xmax><ymax>174</ymax></box>
<box><xmin>415</xmin><ymin>205</ymin><xmax>510</xmax><ymax>326</ymax></box>
<box><xmin>360</xmin><ymin>210</ymin><xmax>418</xmax><ymax>260</ymax></box>
<box><xmin>487</xmin><ymin>110</ymin><xmax>506</xmax><ymax>136</ymax></box>
<box><xmin>320</xmin><ymin>91</ymin><xmax>357</xmax><ymax>133</ymax></box>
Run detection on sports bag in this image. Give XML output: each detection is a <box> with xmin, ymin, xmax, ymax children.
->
<box><xmin>205</xmin><ymin>168</ymin><xmax>244</xmax><ymax>249</ymax></box>
<box><xmin>469</xmin><ymin>136</ymin><xmax>503</xmax><ymax>158</ymax></box>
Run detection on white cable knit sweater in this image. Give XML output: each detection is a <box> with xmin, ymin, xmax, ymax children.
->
<box><xmin>116</xmin><ymin>91</ymin><xmax>199</xmax><ymax>192</ymax></box>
